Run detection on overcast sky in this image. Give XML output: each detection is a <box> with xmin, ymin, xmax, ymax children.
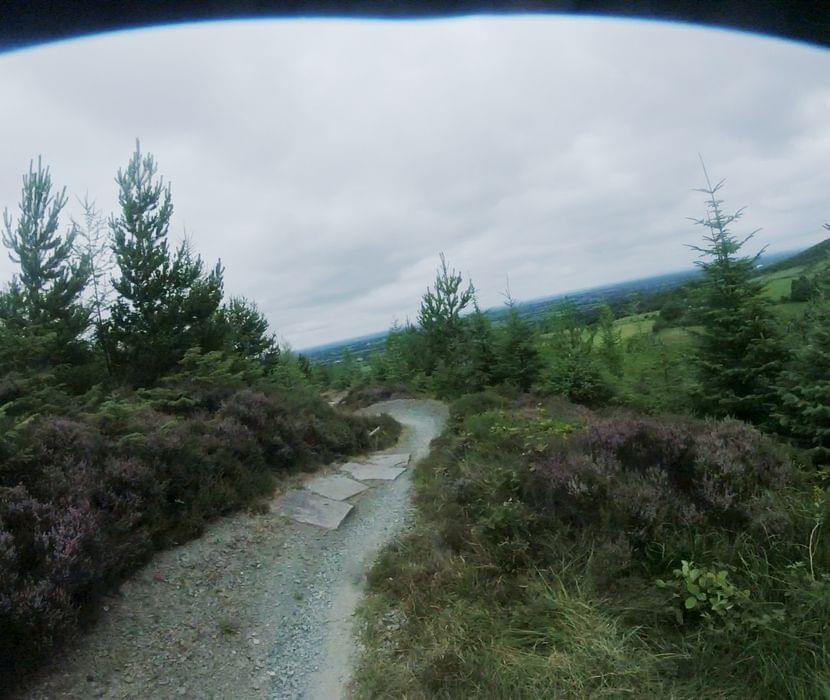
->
<box><xmin>0</xmin><ymin>17</ymin><xmax>828</xmax><ymax>349</ymax></box>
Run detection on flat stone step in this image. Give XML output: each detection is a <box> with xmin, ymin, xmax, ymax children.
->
<box><xmin>275</xmin><ymin>490</ymin><xmax>353</xmax><ymax>529</ymax></box>
<box><xmin>304</xmin><ymin>474</ymin><xmax>369</xmax><ymax>501</ymax></box>
<box><xmin>340</xmin><ymin>462</ymin><xmax>406</xmax><ymax>481</ymax></box>
<box><xmin>366</xmin><ymin>453</ymin><xmax>411</xmax><ymax>468</ymax></box>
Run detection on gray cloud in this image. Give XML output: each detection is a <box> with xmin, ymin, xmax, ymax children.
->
<box><xmin>0</xmin><ymin>17</ymin><xmax>828</xmax><ymax>349</ymax></box>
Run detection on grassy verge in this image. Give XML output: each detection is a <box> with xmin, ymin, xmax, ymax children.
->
<box><xmin>354</xmin><ymin>390</ymin><xmax>829</xmax><ymax>699</ymax></box>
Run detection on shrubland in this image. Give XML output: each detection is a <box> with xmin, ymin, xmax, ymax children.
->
<box><xmin>355</xmin><ymin>392</ymin><xmax>829</xmax><ymax>698</ymax></box>
<box><xmin>341</xmin><ymin>166</ymin><xmax>830</xmax><ymax>697</ymax></box>
<box><xmin>0</xmin><ymin>146</ymin><xmax>399</xmax><ymax>688</ymax></box>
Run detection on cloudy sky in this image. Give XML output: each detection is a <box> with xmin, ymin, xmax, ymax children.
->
<box><xmin>0</xmin><ymin>17</ymin><xmax>828</xmax><ymax>349</ymax></box>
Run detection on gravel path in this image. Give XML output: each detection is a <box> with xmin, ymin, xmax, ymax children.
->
<box><xmin>16</xmin><ymin>399</ymin><xmax>447</xmax><ymax>700</ymax></box>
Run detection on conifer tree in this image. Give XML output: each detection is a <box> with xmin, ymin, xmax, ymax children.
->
<box><xmin>776</xmin><ymin>223</ymin><xmax>830</xmax><ymax>463</ymax></box>
<box><xmin>383</xmin><ymin>321</ymin><xmax>420</xmax><ymax>383</ymax></box>
<box><xmin>544</xmin><ymin>303</ymin><xmax>611</xmax><ymax>405</ymax></box>
<box><xmin>597</xmin><ymin>304</ymin><xmax>623</xmax><ymax>377</ymax></box>
<box><xmin>418</xmin><ymin>253</ymin><xmax>476</xmax><ymax>375</ymax></box>
<box><xmin>1</xmin><ymin>158</ymin><xmax>90</xmax><ymax>368</ymax></box>
<box><xmin>688</xmin><ymin>160</ymin><xmax>785</xmax><ymax>426</ymax></box>
<box><xmin>219</xmin><ymin>296</ymin><xmax>279</xmax><ymax>365</ymax></box>
<box><xmin>461</xmin><ymin>305</ymin><xmax>498</xmax><ymax>391</ymax></box>
<box><xmin>776</xmin><ymin>317</ymin><xmax>830</xmax><ymax>465</ymax></box>
<box><xmin>72</xmin><ymin>195</ymin><xmax>114</xmax><ymax>373</ymax></box>
<box><xmin>107</xmin><ymin>143</ymin><xmax>224</xmax><ymax>385</ymax></box>
<box><xmin>493</xmin><ymin>289</ymin><xmax>540</xmax><ymax>391</ymax></box>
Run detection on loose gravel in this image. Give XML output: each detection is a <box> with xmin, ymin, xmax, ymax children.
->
<box><xmin>15</xmin><ymin>399</ymin><xmax>447</xmax><ymax>700</ymax></box>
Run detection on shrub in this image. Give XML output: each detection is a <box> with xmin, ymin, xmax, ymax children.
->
<box><xmin>530</xmin><ymin>414</ymin><xmax>793</xmax><ymax>557</ymax></box>
<box><xmin>0</xmin><ymin>378</ymin><xmax>386</xmax><ymax>688</ymax></box>
<box><xmin>449</xmin><ymin>389</ymin><xmax>509</xmax><ymax>427</ymax></box>
<box><xmin>542</xmin><ymin>352</ymin><xmax>615</xmax><ymax>406</ymax></box>
<box><xmin>0</xmin><ymin>486</ymin><xmax>103</xmax><ymax>677</ymax></box>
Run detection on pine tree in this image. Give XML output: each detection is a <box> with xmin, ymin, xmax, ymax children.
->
<box><xmin>1</xmin><ymin>157</ymin><xmax>90</xmax><ymax>368</ymax></box>
<box><xmin>597</xmin><ymin>304</ymin><xmax>623</xmax><ymax>377</ymax></box>
<box><xmin>776</xmin><ymin>316</ymin><xmax>830</xmax><ymax>465</ymax></box>
<box><xmin>461</xmin><ymin>305</ymin><xmax>498</xmax><ymax>391</ymax></box>
<box><xmin>383</xmin><ymin>321</ymin><xmax>420</xmax><ymax>383</ymax></box>
<box><xmin>544</xmin><ymin>303</ymin><xmax>611</xmax><ymax>405</ymax></box>
<box><xmin>493</xmin><ymin>289</ymin><xmax>540</xmax><ymax>391</ymax></box>
<box><xmin>107</xmin><ymin>143</ymin><xmax>224</xmax><ymax>386</ymax></box>
<box><xmin>688</xmin><ymin>160</ymin><xmax>785</xmax><ymax>427</ymax></box>
<box><xmin>417</xmin><ymin>253</ymin><xmax>476</xmax><ymax>376</ymax></box>
<box><xmin>219</xmin><ymin>296</ymin><xmax>279</xmax><ymax>365</ymax></box>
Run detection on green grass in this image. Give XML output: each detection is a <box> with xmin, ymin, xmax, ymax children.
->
<box><xmin>354</xmin><ymin>396</ymin><xmax>830</xmax><ymax>699</ymax></box>
<box><xmin>354</xmin><ymin>415</ymin><xmax>674</xmax><ymax>699</ymax></box>
<box><xmin>757</xmin><ymin>265</ymin><xmax>806</xmax><ymax>301</ymax></box>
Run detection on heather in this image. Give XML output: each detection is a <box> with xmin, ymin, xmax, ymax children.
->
<box><xmin>355</xmin><ymin>394</ymin><xmax>829</xmax><ymax>698</ymax></box>
<box><xmin>0</xmin><ymin>357</ymin><xmax>398</xmax><ymax>684</ymax></box>
<box><xmin>0</xmin><ymin>146</ymin><xmax>401</xmax><ymax>690</ymax></box>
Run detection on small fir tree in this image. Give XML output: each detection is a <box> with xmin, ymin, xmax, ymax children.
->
<box><xmin>597</xmin><ymin>304</ymin><xmax>623</xmax><ymax>377</ymax></box>
<box><xmin>776</xmin><ymin>223</ymin><xmax>830</xmax><ymax>463</ymax></box>
<box><xmin>688</xmin><ymin>160</ymin><xmax>785</xmax><ymax>427</ymax></box>
<box><xmin>72</xmin><ymin>195</ymin><xmax>114</xmax><ymax>373</ymax></box>
<box><xmin>219</xmin><ymin>296</ymin><xmax>279</xmax><ymax>366</ymax></box>
<box><xmin>417</xmin><ymin>253</ymin><xmax>476</xmax><ymax>380</ymax></box>
<box><xmin>544</xmin><ymin>303</ymin><xmax>611</xmax><ymax>405</ymax></box>
<box><xmin>493</xmin><ymin>287</ymin><xmax>540</xmax><ymax>391</ymax></box>
<box><xmin>460</xmin><ymin>305</ymin><xmax>498</xmax><ymax>392</ymax></box>
<box><xmin>776</xmin><ymin>315</ymin><xmax>830</xmax><ymax>465</ymax></box>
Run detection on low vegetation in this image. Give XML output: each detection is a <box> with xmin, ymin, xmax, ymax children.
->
<box><xmin>355</xmin><ymin>392</ymin><xmax>828</xmax><ymax>698</ymax></box>
<box><xmin>0</xmin><ymin>147</ymin><xmax>399</xmax><ymax>689</ymax></box>
<box><xmin>341</xmin><ymin>167</ymin><xmax>830</xmax><ymax>697</ymax></box>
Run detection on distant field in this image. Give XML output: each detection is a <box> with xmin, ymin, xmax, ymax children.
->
<box><xmin>759</xmin><ymin>265</ymin><xmax>805</xmax><ymax>300</ymax></box>
<box><xmin>306</xmin><ymin>242</ymin><xmax>826</xmax><ymax>365</ymax></box>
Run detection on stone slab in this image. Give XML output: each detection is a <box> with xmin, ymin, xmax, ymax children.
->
<box><xmin>366</xmin><ymin>453</ymin><xmax>411</xmax><ymax>469</ymax></box>
<box><xmin>275</xmin><ymin>490</ymin><xmax>353</xmax><ymax>529</ymax></box>
<box><xmin>340</xmin><ymin>462</ymin><xmax>406</xmax><ymax>481</ymax></box>
<box><xmin>304</xmin><ymin>474</ymin><xmax>369</xmax><ymax>501</ymax></box>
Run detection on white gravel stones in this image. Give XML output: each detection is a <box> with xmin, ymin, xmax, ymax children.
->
<box><xmin>275</xmin><ymin>490</ymin><xmax>353</xmax><ymax>530</ymax></box>
<box><xmin>304</xmin><ymin>474</ymin><xmax>369</xmax><ymax>501</ymax></box>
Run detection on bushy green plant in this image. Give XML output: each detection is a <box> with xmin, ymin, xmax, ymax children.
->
<box><xmin>656</xmin><ymin>560</ymin><xmax>751</xmax><ymax>625</ymax></box>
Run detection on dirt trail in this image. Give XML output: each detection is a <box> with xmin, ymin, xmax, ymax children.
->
<box><xmin>17</xmin><ymin>399</ymin><xmax>447</xmax><ymax>700</ymax></box>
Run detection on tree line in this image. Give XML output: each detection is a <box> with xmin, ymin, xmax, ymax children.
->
<box><xmin>0</xmin><ymin>143</ymin><xmax>280</xmax><ymax>415</ymax></box>
<box><xmin>320</xmin><ymin>163</ymin><xmax>829</xmax><ymax>466</ymax></box>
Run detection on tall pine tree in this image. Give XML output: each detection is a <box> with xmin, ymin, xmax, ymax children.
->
<box><xmin>1</xmin><ymin>157</ymin><xmax>90</xmax><ymax>369</ymax></box>
<box><xmin>688</xmin><ymin>160</ymin><xmax>785</xmax><ymax>427</ymax></box>
<box><xmin>107</xmin><ymin>143</ymin><xmax>223</xmax><ymax>386</ymax></box>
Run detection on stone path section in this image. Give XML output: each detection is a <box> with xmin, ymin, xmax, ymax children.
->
<box><xmin>304</xmin><ymin>474</ymin><xmax>368</xmax><ymax>501</ymax></box>
<box><xmin>276</xmin><ymin>451</ymin><xmax>412</xmax><ymax>529</ymax></box>
<box><xmin>339</xmin><ymin>462</ymin><xmax>406</xmax><ymax>482</ymax></box>
<box><xmin>275</xmin><ymin>490</ymin><xmax>354</xmax><ymax>530</ymax></box>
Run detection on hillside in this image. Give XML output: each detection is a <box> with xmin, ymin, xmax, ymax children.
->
<box><xmin>303</xmin><ymin>245</ymin><xmax>809</xmax><ymax>365</ymax></box>
<box><xmin>761</xmin><ymin>236</ymin><xmax>830</xmax><ymax>274</ymax></box>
